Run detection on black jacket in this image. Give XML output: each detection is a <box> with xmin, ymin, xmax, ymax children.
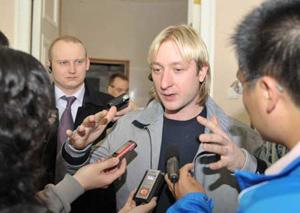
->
<box><xmin>41</xmin><ymin>83</ymin><xmax>116</xmax><ymax>213</ymax></box>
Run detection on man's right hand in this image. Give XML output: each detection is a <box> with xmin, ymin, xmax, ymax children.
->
<box><xmin>66</xmin><ymin>106</ymin><xmax>117</xmax><ymax>150</ymax></box>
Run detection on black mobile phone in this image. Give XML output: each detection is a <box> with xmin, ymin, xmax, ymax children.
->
<box><xmin>133</xmin><ymin>169</ymin><xmax>164</xmax><ymax>205</ymax></box>
<box><xmin>107</xmin><ymin>93</ymin><xmax>130</xmax><ymax>111</ymax></box>
<box><xmin>111</xmin><ymin>140</ymin><xmax>137</xmax><ymax>160</ymax></box>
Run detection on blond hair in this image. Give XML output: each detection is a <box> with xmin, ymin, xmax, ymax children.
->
<box><xmin>148</xmin><ymin>25</ymin><xmax>210</xmax><ymax>105</ymax></box>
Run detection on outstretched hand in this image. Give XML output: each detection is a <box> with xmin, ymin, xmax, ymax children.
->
<box><xmin>197</xmin><ymin>115</ymin><xmax>246</xmax><ymax>171</ymax></box>
<box><xmin>67</xmin><ymin>107</ymin><xmax>117</xmax><ymax>150</ymax></box>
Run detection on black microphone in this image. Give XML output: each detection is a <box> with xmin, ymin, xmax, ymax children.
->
<box><xmin>165</xmin><ymin>145</ymin><xmax>180</xmax><ymax>183</ymax></box>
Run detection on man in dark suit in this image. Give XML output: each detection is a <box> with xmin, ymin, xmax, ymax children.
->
<box><xmin>42</xmin><ymin>35</ymin><xmax>119</xmax><ymax>213</ymax></box>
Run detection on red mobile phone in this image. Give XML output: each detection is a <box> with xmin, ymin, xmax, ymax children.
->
<box><xmin>112</xmin><ymin>140</ymin><xmax>137</xmax><ymax>160</ymax></box>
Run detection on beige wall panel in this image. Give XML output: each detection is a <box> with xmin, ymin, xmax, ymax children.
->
<box><xmin>0</xmin><ymin>0</ymin><xmax>15</xmax><ymax>46</ymax></box>
<box><xmin>213</xmin><ymin>0</ymin><xmax>264</xmax><ymax>124</ymax></box>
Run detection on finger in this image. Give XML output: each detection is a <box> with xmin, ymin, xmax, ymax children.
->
<box><xmin>202</xmin><ymin>143</ymin><xmax>228</xmax><ymax>156</ymax></box>
<box><xmin>116</xmin><ymin>158</ymin><xmax>127</xmax><ymax>175</ymax></box>
<box><xmin>199</xmin><ymin>133</ymin><xmax>228</xmax><ymax>145</ymax></box>
<box><xmin>76</xmin><ymin>125</ymin><xmax>86</xmax><ymax>137</ymax></box>
<box><xmin>106</xmin><ymin>106</ymin><xmax>118</xmax><ymax>122</ymax></box>
<box><xmin>112</xmin><ymin>115</ymin><xmax>121</xmax><ymax>122</ymax></box>
<box><xmin>124</xmin><ymin>189</ymin><xmax>136</xmax><ymax>207</ymax></box>
<box><xmin>66</xmin><ymin>129</ymin><xmax>73</xmax><ymax>138</ymax></box>
<box><xmin>210</xmin><ymin>115</ymin><xmax>219</xmax><ymax>126</ymax></box>
<box><xmin>115</xmin><ymin>105</ymin><xmax>129</xmax><ymax>117</ymax></box>
<box><xmin>197</xmin><ymin>115</ymin><xmax>229</xmax><ymax>139</ymax></box>
<box><xmin>94</xmin><ymin>111</ymin><xmax>108</xmax><ymax>125</ymax></box>
<box><xmin>208</xmin><ymin>160</ymin><xmax>226</xmax><ymax>170</ymax></box>
<box><xmin>97</xmin><ymin>157</ymin><xmax>120</xmax><ymax>170</ymax></box>
<box><xmin>80</xmin><ymin>115</ymin><xmax>96</xmax><ymax>128</ymax></box>
<box><xmin>142</xmin><ymin>197</ymin><xmax>157</xmax><ymax>211</ymax></box>
<box><xmin>164</xmin><ymin>174</ymin><xmax>174</xmax><ymax>191</ymax></box>
<box><xmin>180</xmin><ymin>163</ymin><xmax>194</xmax><ymax>176</ymax></box>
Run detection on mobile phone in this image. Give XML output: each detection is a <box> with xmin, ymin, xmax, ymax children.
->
<box><xmin>111</xmin><ymin>140</ymin><xmax>137</xmax><ymax>160</ymax></box>
<box><xmin>133</xmin><ymin>169</ymin><xmax>164</xmax><ymax>205</ymax></box>
<box><xmin>107</xmin><ymin>93</ymin><xmax>130</xmax><ymax>111</ymax></box>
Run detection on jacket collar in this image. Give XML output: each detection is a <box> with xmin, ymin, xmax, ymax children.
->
<box><xmin>236</xmin><ymin>156</ymin><xmax>300</xmax><ymax>191</ymax></box>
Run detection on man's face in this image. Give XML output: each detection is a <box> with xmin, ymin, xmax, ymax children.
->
<box><xmin>50</xmin><ymin>40</ymin><xmax>90</xmax><ymax>95</ymax></box>
<box><xmin>238</xmin><ymin>71</ymin><xmax>267</xmax><ymax>138</ymax></box>
<box><xmin>108</xmin><ymin>77</ymin><xmax>129</xmax><ymax>97</ymax></box>
<box><xmin>151</xmin><ymin>40</ymin><xmax>207</xmax><ymax>119</ymax></box>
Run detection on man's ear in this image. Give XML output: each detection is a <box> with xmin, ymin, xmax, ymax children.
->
<box><xmin>46</xmin><ymin>61</ymin><xmax>52</xmax><ymax>73</ymax></box>
<box><xmin>86</xmin><ymin>57</ymin><xmax>90</xmax><ymax>71</ymax></box>
<box><xmin>260</xmin><ymin>76</ymin><xmax>282</xmax><ymax>113</ymax></box>
<box><xmin>198</xmin><ymin>65</ymin><xmax>208</xmax><ymax>83</ymax></box>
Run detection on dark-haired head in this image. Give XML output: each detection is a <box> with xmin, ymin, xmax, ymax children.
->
<box><xmin>0</xmin><ymin>31</ymin><xmax>9</xmax><ymax>47</ymax></box>
<box><xmin>232</xmin><ymin>0</ymin><xmax>300</xmax><ymax>106</ymax></box>
<box><xmin>0</xmin><ymin>48</ymin><xmax>54</xmax><ymax>208</ymax></box>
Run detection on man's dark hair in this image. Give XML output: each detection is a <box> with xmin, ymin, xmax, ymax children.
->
<box><xmin>108</xmin><ymin>73</ymin><xmax>128</xmax><ymax>85</ymax></box>
<box><xmin>0</xmin><ymin>48</ymin><xmax>54</xmax><ymax>209</ymax></box>
<box><xmin>232</xmin><ymin>0</ymin><xmax>300</xmax><ymax>105</ymax></box>
<box><xmin>0</xmin><ymin>31</ymin><xmax>9</xmax><ymax>47</ymax></box>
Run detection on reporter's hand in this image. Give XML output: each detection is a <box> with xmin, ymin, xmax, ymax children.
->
<box><xmin>165</xmin><ymin>163</ymin><xmax>205</xmax><ymax>200</ymax></box>
<box><xmin>119</xmin><ymin>190</ymin><xmax>157</xmax><ymax>213</ymax></box>
<box><xmin>67</xmin><ymin>107</ymin><xmax>117</xmax><ymax>149</ymax></box>
<box><xmin>197</xmin><ymin>115</ymin><xmax>246</xmax><ymax>172</ymax></box>
<box><xmin>73</xmin><ymin>157</ymin><xmax>126</xmax><ymax>191</ymax></box>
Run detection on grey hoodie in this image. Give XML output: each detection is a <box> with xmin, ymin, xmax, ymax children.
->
<box><xmin>64</xmin><ymin>97</ymin><xmax>264</xmax><ymax>213</ymax></box>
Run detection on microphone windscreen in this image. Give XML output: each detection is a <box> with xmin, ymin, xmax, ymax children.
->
<box><xmin>165</xmin><ymin>145</ymin><xmax>179</xmax><ymax>162</ymax></box>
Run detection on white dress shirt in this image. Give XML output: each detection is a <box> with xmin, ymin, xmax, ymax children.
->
<box><xmin>54</xmin><ymin>84</ymin><xmax>85</xmax><ymax>122</ymax></box>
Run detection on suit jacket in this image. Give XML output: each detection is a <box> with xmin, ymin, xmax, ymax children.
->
<box><xmin>41</xmin><ymin>83</ymin><xmax>116</xmax><ymax>213</ymax></box>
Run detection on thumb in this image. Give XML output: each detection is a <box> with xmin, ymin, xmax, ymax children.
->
<box><xmin>95</xmin><ymin>157</ymin><xmax>120</xmax><ymax>171</ymax></box>
<box><xmin>181</xmin><ymin>163</ymin><xmax>194</xmax><ymax>175</ymax></box>
<box><xmin>140</xmin><ymin>197</ymin><xmax>157</xmax><ymax>211</ymax></box>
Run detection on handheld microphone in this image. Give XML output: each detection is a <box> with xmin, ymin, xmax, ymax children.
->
<box><xmin>166</xmin><ymin>145</ymin><xmax>180</xmax><ymax>183</ymax></box>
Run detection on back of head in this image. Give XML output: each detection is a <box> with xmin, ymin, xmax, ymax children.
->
<box><xmin>0</xmin><ymin>48</ymin><xmax>53</xmax><ymax>208</ymax></box>
<box><xmin>232</xmin><ymin>0</ymin><xmax>300</xmax><ymax>106</ymax></box>
<box><xmin>147</xmin><ymin>25</ymin><xmax>211</xmax><ymax>105</ymax></box>
<box><xmin>0</xmin><ymin>31</ymin><xmax>9</xmax><ymax>47</ymax></box>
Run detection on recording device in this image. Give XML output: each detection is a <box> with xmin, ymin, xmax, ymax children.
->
<box><xmin>111</xmin><ymin>140</ymin><xmax>137</xmax><ymax>160</ymax></box>
<box><xmin>166</xmin><ymin>145</ymin><xmax>180</xmax><ymax>183</ymax></box>
<box><xmin>133</xmin><ymin>169</ymin><xmax>164</xmax><ymax>205</ymax></box>
<box><xmin>107</xmin><ymin>93</ymin><xmax>130</xmax><ymax>111</ymax></box>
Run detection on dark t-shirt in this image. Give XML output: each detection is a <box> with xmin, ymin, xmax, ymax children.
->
<box><xmin>155</xmin><ymin>106</ymin><xmax>207</xmax><ymax>212</ymax></box>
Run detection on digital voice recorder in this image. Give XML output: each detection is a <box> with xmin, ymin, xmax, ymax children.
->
<box><xmin>133</xmin><ymin>169</ymin><xmax>164</xmax><ymax>205</ymax></box>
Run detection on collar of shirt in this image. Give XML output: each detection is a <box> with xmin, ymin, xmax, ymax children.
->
<box><xmin>54</xmin><ymin>84</ymin><xmax>85</xmax><ymax>121</ymax></box>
